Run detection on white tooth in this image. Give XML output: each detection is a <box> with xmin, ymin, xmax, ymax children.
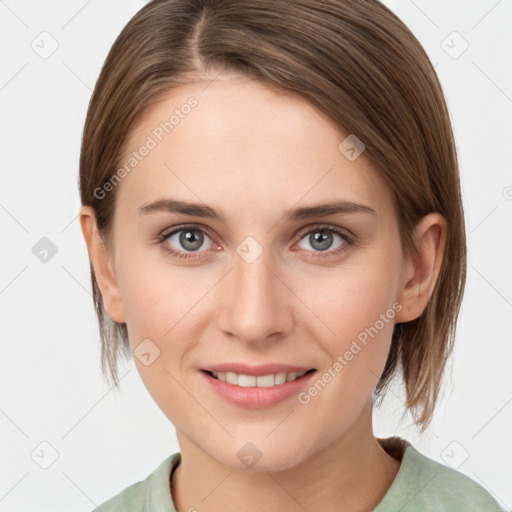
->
<box><xmin>218</xmin><ymin>370</ymin><xmax>309</xmax><ymax>386</ymax></box>
<box><xmin>256</xmin><ymin>374</ymin><xmax>275</xmax><ymax>387</ymax></box>
<box><xmin>226</xmin><ymin>372</ymin><xmax>239</xmax><ymax>385</ymax></box>
<box><xmin>238</xmin><ymin>374</ymin><xmax>257</xmax><ymax>387</ymax></box>
<box><xmin>274</xmin><ymin>372</ymin><xmax>287</xmax><ymax>385</ymax></box>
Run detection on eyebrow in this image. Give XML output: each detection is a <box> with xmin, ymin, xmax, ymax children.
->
<box><xmin>138</xmin><ymin>198</ymin><xmax>376</xmax><ymax>222</ymax></box>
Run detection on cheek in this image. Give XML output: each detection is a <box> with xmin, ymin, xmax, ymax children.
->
<box><xmin>293</xmin><ymin>267</ymin><xmax>400</xmax><ymax>417</ymax></box>
<box><xmin>301</xmin><ymin>252</ymin><xmax>401</xmax><ymax>371</ymax></box>
<box><xmin>115</xmin><ymin>241</ymin><xmax>206</xmax><ymax>337</ymax></box>
<box><xmin>116</xmin><ymin>259</ymin><xmax>203</xmax><ymax>422</ymax></box>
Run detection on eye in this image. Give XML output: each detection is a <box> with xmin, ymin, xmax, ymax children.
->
<box><xmin>157</xmin><ymin>223</ymin><xmax>354</xmax><ymax>261</ymax></box>
<box><xmin>295</xmin><ymin>224</ymin><xmax>354</xmax><ymax>258</ymax></box>
<box><xmin>159</xmin><ymin>225</ymin><xmax>217</xmax><ymax>260</ymax></box>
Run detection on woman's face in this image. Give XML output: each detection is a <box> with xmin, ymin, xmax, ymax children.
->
<box><xmin>103</xmin><ymin>75</ymin><xmax>411</xmax><ymax>470</ymax></box>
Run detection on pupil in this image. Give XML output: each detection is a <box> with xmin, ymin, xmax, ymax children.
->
<box><xmin>181</xmin><ymin>230</ymin><xmax>203</xmax><ymax>251</ymax></box>
<box><xmin>311</xmin><ymin>230</ymin><xmax>332</xmax><ymax>251</ymax></box>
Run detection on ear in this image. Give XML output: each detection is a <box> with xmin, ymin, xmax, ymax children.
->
<box><xmin>395</xmin><ymin>212</ymin><xmax>447</xmax><ymax>323</ymax></box>
<box><xmin>79</xmin><ymin>205</ymin><xmax>126</xmax><ymax>324</ymax></box>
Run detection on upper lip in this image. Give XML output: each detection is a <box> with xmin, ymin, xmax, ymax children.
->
<box><xmin>202</xmin><ymin>363</ymin><xmax>316</xmax><ymax>376</ymax></box>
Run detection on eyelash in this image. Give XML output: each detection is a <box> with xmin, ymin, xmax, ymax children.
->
<box><xmin>156</xmin><ymin>223</ymin><xmax>355</xmax><ymax>261</ymax></box>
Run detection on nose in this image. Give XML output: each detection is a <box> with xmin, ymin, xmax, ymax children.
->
<box><xmin>217</xmin><ymin>242</ymin><xmax>294</xmax><ymax>345</ymax></box>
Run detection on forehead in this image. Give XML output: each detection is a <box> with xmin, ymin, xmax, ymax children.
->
<box><xmin>115</xmin><ymin>76</ymin><xmax>393</xmax><ymax>222</ymax></box>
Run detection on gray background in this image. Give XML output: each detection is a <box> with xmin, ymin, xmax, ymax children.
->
<box><xmin>1</xmin><ymin>0</ymin><xmax>511</xmax><ymax>510</ymax></box>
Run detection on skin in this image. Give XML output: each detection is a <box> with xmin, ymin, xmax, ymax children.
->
<box><xmin>80</xmin><ymin>73</ymin><xmax>446</xmax><ymax>512</ymax></box>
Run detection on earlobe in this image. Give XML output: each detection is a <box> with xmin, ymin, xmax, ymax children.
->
<box><xmin>395</xmin><ymin>213</ymin><xmax>447</xmax><ymax>323</ymax></box>
<box><xmin>79</xmin><ymin>206</ymin><xmax>127</xmax><ymax>324</ymax></box>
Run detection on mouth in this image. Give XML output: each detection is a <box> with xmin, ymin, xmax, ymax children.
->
<box><xmin>201</xmin><ymin>368</ymin><xmax>317</xmax><ymax>388</ymax></box>
<box><xmin>199</xmin><ymin>366</ymin><xmax>319</xmax><ymax>408</ymax></box>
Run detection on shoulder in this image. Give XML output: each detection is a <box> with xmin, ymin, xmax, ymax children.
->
<box><xmin>90</xmin><ymin>452</ymin><xmax>180</xmax><ymax>512</ymax></box>
<box><xmin>91</xmin><ymin>480</ymin><xmax>146</xmax><ymax>512</ymax></box>
<box><xmin>416</xmin><ymin>449</ymin><xmax>502</xmax><ymax>508</ymax></box>
<box><xmin>376</xmin><ymin>438</ymin><xmax>505</xmax><ymax>512</ymax></box>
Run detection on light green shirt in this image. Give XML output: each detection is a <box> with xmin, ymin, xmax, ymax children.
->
<box><xmin>91</xmin><ymin>437</ymin><xmax>506</xmax><ymax>511</ymax></box>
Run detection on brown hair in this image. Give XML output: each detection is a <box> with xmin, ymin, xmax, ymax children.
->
<box><xmin>79</xmin><ymin>0</ymin><xmax>466</xmax><ymax>432</ymax></box>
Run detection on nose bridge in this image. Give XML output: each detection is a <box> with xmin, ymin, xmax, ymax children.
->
<box><xmin>235</xmin><ymin>245</ymin><xmax>274</xmax><ymax>301</ymax></box>
<box><xmin>218</xmin><ymin>237</ymin><xmax>291</xmax><ymax>342</ymax></box>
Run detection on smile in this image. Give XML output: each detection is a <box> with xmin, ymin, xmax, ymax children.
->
<box><xmin>200</xmin><ymin>368</ymin><xmax>318</xmax><ymax>408</ymax></box>
<box><xmin>204</xmin><ymin>369</ymin><xmax>316</xmax><ymax>387</ymax></box>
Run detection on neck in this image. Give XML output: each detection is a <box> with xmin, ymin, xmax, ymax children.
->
<box><xmin>171</xmin><ymin>401</ymin><xmax>401</xmax><ymax>512</ymax></box>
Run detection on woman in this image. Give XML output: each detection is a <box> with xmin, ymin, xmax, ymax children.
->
<box><xmin>79</xmin><ymin>0</ymin><xmax>504</xmax><ymax>510</ymax></box>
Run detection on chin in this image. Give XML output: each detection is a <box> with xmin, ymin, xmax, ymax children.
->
<box><xmin>206</xmin><ymin>439</ymin><xmax>310</xmax><ymax>473</ymax></box>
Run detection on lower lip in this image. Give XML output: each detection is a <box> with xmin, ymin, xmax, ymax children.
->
<box><xmin>200</xmin><ymin>370</ymin><xmax>317</xmax><ymax>409</ymax></box>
